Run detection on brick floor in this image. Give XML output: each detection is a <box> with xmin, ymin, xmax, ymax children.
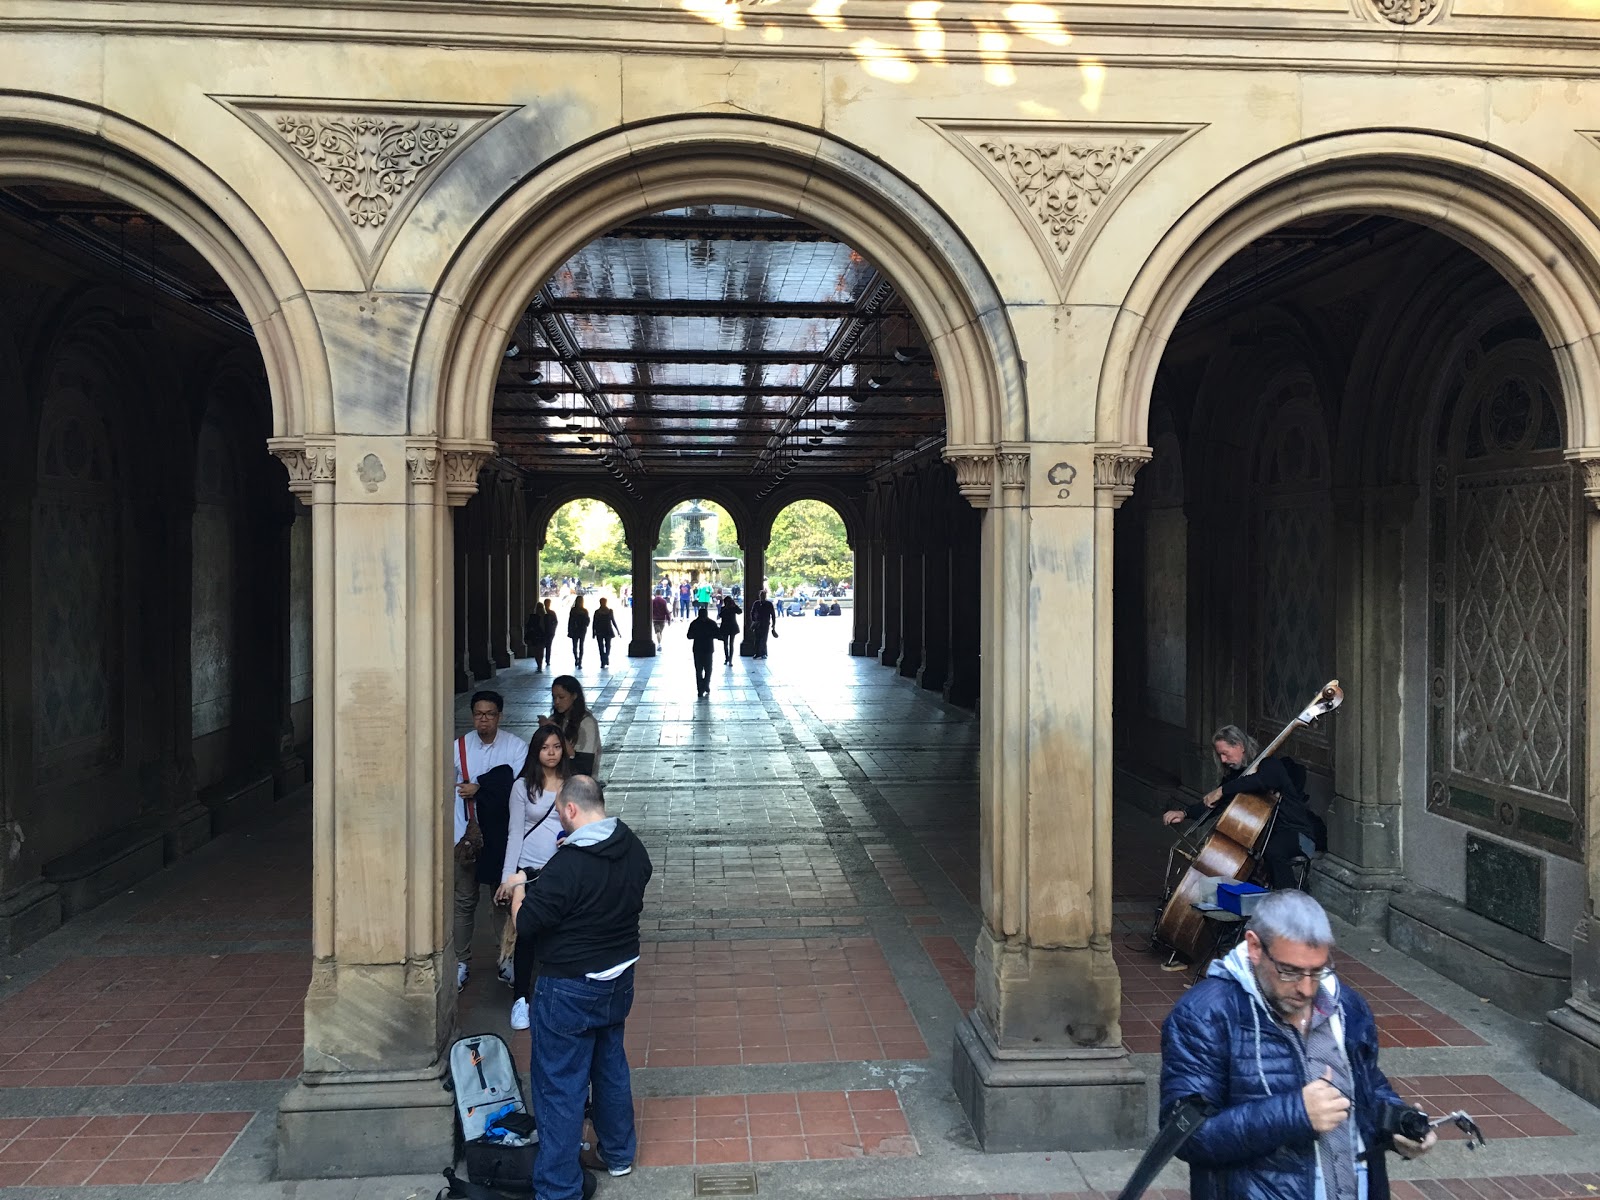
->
<box><xmin>634</xmin><ymin>1089</ymin><xmax>917</xmax><ymax>1166</ymax></box>
<box><xmin>862</xmin><ymin>842</ymin><xmax>929</xmax><ymax>906</ymax></box>
<box><xmin>626</xmin><ymin>937</ymin><xmax>929</xmax><ymax>1066</ymax></box>
<box><xmin>0</xmin><ymin>1112</ymin><xmax>253</xmax><ymax>1188</ymax></box>
<box><xmin>876</xmin><ymin>1188</ymin><xmax>1600</xmax><ymax>1200</ymax></box>
<box><xmin>0</xmin><ymin>953</ymin><xmax>305</xmax><ymax>1087</ymax></box>
<box><xmin>922</xmin><ymin>935</ymin><xmax>976</xmax><ymax>1011</ymax></box>
<box><xmin>1394</xmin><ymin>1076</ymin><xmax>1575</xmax><ymax>1139</ymax></box>
<box><xmin>647</xmin><ymin>844</ymin><xmax>856</xmax><ymax>908</ymax></box>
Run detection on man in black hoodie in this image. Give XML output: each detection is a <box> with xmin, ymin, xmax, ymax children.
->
<box><xmin>513</xmin><ymin>775</ymin><xmax>652</xmax><ymax>1200</ymax></box>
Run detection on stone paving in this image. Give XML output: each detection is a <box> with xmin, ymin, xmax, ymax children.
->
<box><xmin>1</xmin><ymin>617</ymin><xmax>1599</xmax><ymax>1196</ymax></box>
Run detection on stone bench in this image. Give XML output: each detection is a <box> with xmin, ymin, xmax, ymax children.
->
<box><xmin>201</xmin><ymin>770</ymin><xmax>276</xmax><ymax>835</ymax></box>
<box><xmin>1388</xmin><ymin>889</ymin><xmax>1570</xmax><ymax>1021</ymax></box>
<box><xmin>42</xmin><ymin>824</ymin><xmax>166</xmax><ymax>919</ymax></box>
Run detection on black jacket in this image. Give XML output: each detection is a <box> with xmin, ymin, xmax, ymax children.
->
<box><xmin>687</xmin><ymin>614</ymin><xmax>721</xmax><ymax>654</ymax></box>
<box><xmin>516</xmin><ymin>818</ymin><xmax>653</xmax><ymax>978</ymax></box>
<box><xmin>470</xmin><ymin>765</ymin><xmax>517</xmax><ymax>886</ymax></box>
<box><xmin>1180</xmin><ymin>756</ymin><xmax>1315</xmax><ymax>840</ymax></box>
<box><xmin>591</xmin><ymin>607</ymin><xmax>618</xmax><ymax>638</ymax></box>
<box><xmin>568</xmin><ymin>606</ymin><xmax>591</xmax><ymax>637</ymax></box>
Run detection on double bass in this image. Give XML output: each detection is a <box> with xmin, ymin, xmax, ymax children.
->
<box><xmin>1152</xmin><ymin>680</ymin><xmax>1343</xmax><ymax>965</ymax></box>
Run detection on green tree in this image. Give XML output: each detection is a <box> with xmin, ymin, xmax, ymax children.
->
<box><xmin>766</xmin><ymin>500</ymin><xmax>852</xmax><ymax>590</ymax></box>
<box><xmin>541</xmin><ymin>499</ymin><xmax>630</xmax><ymax>586</ymax></box>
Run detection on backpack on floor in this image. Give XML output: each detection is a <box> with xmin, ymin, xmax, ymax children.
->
<box><xmin>444</xmin><ymin>1033</ymin><xmax>536</xmax><ymax>1195</ymax></box>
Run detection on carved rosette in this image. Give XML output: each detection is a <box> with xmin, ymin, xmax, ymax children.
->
<box><xmin>268</xmin><ymin>438</ymin><xmax>335</xmax><ymax>499</ymax></box>
<box><xmin>1365</xmin><ymin>0</ymin><xmax>1442</xmax><ymax>23</ymax></box>
<box><xmin>440</xmin><ymin>440</ymin><xmax>495</xmax><ymax>506</ymax></box>
<box><xmin>1093</xmin><ymin>447</ymin><xmax>1152</xmax><ymax>507</ymax></box>
<box><xmin>946</xmin><ymin>450</ymin><xmax>996</xmax><ymax>506</ymax></box>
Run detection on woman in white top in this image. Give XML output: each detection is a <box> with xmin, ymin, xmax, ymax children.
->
<box><xmin>544</xmin><ymin>675</ymin><xmax>602</xmax><ymax>778</ymax></box>
<box><xmin>495</xmin><ymin>725</ymin><xmax>570</xmax><ymax>1029</ymax></box>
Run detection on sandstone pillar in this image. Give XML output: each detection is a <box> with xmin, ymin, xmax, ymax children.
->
<box><xmin>949</xmin><ymin>443</ymin><xmax>1147</xmax><ymax>1152</ymax></box>
<box><xmin>1312</xmin><ymin>487</ymin><xmax>1413</xmax><ymax>926</ymax></box>
<box><xmin>1542</xmin><ymin>458</ymin><xmax>1600</xmax><ymax>1104</ymax></box>
<box><xmin>271</xmin><ymin>494</ymin><xmax>307</xmax><ymax>793</ymax></box>
<box><xmin>270</xmin><ymin>435</ymin><xmax>488</xmax><ymax>1178</ymax></box>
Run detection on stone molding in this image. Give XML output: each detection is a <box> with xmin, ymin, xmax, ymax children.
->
<box><xmin>927</xmin><ymin>121</ymin><xmax>1203</xmax><ymax>297</ymax></box>
<box><xmin>268</xmin><ymin>436</ymin><xmax>336</xmax><ymax>499</ymax></box>
<box><xmin>215</xmin><ymin>97</ymin><xmax>515</xmax><ymax>285</ymax></box>
<box><xmin>1092</xmin><ymin>445</ymin><xmax>1152</xmax><ymax>507</ymax></box>
<box><xmin>998</xmin><ymin>446</ymin><xmax>1030</xmax><ymax>502</ymax></box>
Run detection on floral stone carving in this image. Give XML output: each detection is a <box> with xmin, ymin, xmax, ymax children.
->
<box><xmin>272</xmin><ymin>115</ymin><xmax>460</xmax><ymax>232</ymax></box>
<box><xmin>978</xmin><ymin>139</ymin><xmax>1147</xmax><ymax>258</ymax></box>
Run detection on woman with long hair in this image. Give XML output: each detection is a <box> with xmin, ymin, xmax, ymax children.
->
<box><xmin>567</xmin><ymin>596</ymin><xmax>590</xmax><ymax>668</ymax></box>
<box><xmin>496</xmin><ymin>724</ymin><xmax>572</xmax><ymax>1030</ymax></box>
<box><xmin>543</xmin><ymin>674</ymin><xmax>602</xmax><ymax>777</ymax></box>
<box><xmin>717</xmin><ymin>594</ymin><xmax>742</xmax><ymax>665</ymax></box>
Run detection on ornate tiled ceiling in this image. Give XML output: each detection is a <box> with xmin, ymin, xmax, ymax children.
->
<box><xmin>491</xmin><ymin>206</ymin><xmax>944</xmax><ymax>478</ymax></box>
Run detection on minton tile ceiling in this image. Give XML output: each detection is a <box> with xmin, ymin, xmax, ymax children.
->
<box><xmin>492</xmin><ymin>206</ymin><xmax>944</xmax><ymax>476</ymax></box>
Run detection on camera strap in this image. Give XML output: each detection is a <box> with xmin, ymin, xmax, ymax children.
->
<box><xmin>1115</xmin><ymin>1096</ymin><xmax>1214</xmax><ymax>1200</ymax></box>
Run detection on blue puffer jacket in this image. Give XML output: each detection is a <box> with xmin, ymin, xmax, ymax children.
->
<box><xmin>1160</xmin><ymin>944</ymin><xmax>1406</xmax><ymax>1200</ymax></box>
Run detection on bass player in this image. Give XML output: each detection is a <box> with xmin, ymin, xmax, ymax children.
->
<box><xmin>1162</xmin><ymin>724</ymin><xmax>1323</xmax><ymax>890</ymax></box>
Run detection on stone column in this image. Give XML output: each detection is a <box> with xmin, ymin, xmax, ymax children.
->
<box><xmin>627</xmin><ymin>512</ymin><xmax>657</xmax><ymax>658</ymax></box>
<box><xmin>1542</xmin><ymin>457</ymin><xmax>1600</xmax><ymax>1104</ymax></box>
<box><xmin>1312</xmin><ymin>487</ymin><xmax>1414</xmax><ymax>927</ymax></box>
<box><xmin>862</xmin><ymin>501</ymin><xmax>885</xmax><ymax>657</ymax></box>
<box><xmin>452</xmin><ymin>507</ymin><xmax>471</xmax><ymax>695</ymax></box>
<box><xmin>464</xmin><ymin>488</ymin><xmax>494</xmax><ymax>681</ymax></box>
<box><xmin>918</xmin><ymin>528</ymin><xmax>951</xmax><ymax>693</ymax></box>
<box><xmin>740</xmin><ymin>524</ymin><xmax>769</xmax><ymax>657</ymax></box>
<box><xmin>488</xmin><ymin>478</ymin><xmax>512</xmax><ymax>671</ymax></box>
<box><xmin>271</xmin><ymin>492</ymin><xmax>307</xmax><ymax>794</ymax></box>
<box><xmin>270</xmin><ymin>435</ymin><xmax>489</xmax><ymax>1178</ymax></box>
<box><xmin>879</xmin><ymin>483</ymin><xmax>904</xmax><ymax>667</ymax></box>
<box><xmin>897</xmin><ymin>482</ymin><xmax>925</xmax><ymax>679</ymax></box>
<box><xmin>945</xmin><ymin>504</ymin><xmax>981</xmax><ymax>709</ymax></box>
<box><xmin>507</xmin><ymin>487</ymin><xmax>528</xmax><ymax>659</ymax></box>
<box><xmin>850</xmin><ymin>486</ymin><xmax>878</xmax><ymax>656</ymax></box>
<box><xmin>949</xmin><ymin>442</ymin><xmax>1147</xmax><ymax>1152</ymax></box>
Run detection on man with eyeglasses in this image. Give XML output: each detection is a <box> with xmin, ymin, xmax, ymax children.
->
<box><xmin>1161</xmin><ymin>891</ymin><xmax>1434</xmax><ymax>1200</ymax></box>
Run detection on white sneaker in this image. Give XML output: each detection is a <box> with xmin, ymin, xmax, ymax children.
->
<box><xmin>509</xmin><ymin>997</ymin><xmax>530</xmax><ymax>1030</ymax></box>
<box><xmin>457</xmin><ymin>962</ymin><xmax>469</xmax><ymax>992</ymax></box>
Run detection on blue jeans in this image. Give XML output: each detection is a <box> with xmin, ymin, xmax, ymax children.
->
<box><xmin>530</xmin><ymin>970</ymin><xmax>637</xmax><ymax>1200</ymax></box>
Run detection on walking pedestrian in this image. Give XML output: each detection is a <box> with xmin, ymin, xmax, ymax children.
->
<box><xmin>650</xmin><ymin>591</ymin><xmax>671</xmax><ymax>649</ymax></box>
<box><xmin>512</xmin><ymin>776</ymin><xmax>652</xmax><ymax>1199</ymax></box>
<box><xmin>591</xmin><ymin>597</ymin><xmax>618</xmax><ymax>669</ymax></box>
<box><xmin>717</xmin><ymin>594</ymin><xmax>741</xmax><ymax>665</ymax></box>
<box><xmin>498</xmin><ymin>725</ymin><xmax>571</xmax><ymax>1031</ymax></box>
<box><xmin>539</xmin><ymin>599</ymin><xmax>558</xmax><ymax>670</ymax></box>
<box><xmin>524</xmin><ymin>609</ymin><xmax>547</xmax><ymax>672</ymax></box>
<box><xmin>567</xmin><ymin>596</ymin><xmax>590</xmax><ymax>669</ymax></box>
<box><xmin>687</xmin><ymin>604</ymin><xmax>719</xmax><ymax>698</ymax></box>
<box><xmin>677</xmin><ymin>580</ymin><xmax>691</xmax><ymax>620</ymax></box>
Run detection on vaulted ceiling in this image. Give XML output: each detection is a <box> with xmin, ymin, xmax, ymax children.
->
<box><xmin>490</xmin><ymin>206</ymin><xmax>945</xmax><ymax>480</ymax></box>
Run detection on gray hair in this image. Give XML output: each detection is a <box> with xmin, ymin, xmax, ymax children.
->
<box><xmin>564</xmin><ymin>774</ymin><xmax>606</xmax><ymax>815</ymax></box>
<box><xmin>1247</xmin><ymin>890</ymin><xmax>1334</xmax><ymax>949</ymax></box>
<box><xmin>1212</xmin><ymin>724</ymin><xmax>1259</xmax><ymax>763</ymax></box>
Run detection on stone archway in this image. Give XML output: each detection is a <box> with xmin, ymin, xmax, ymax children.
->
<box><xmin>0</xmin><ymin>94</ymin><xmax>325</xmax><ymax>437</ymax></box>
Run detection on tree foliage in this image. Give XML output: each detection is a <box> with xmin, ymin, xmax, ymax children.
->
<box><xmin>766</xmin><ymin>500</ymin><xmax>852</xmax><ymax>589</ymax></box>
<box><xmin>540</xmin><ymin>499</ymin><xmax>630</xmax><ymax>584</ymax></box>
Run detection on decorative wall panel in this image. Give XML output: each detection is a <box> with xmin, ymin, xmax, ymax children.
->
<box><xmin>1428</xmin><ymin>336</ymin><xmax>1582</xmax><ymax>859</ymax></box>
<box><xmin>32</xmin><ymin>384</ymin><xmax>120</xmax><ymax>773</ymax></box>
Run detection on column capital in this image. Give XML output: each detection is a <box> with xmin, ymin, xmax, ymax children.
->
<box><xmin>945</xmin><ymin>445</ymin><xmax>998</xmax><ymax>508</ymax></box>
<box><xmin>1566</xmin><ymin>449</ymin><xmax>1600</xmax><ymax>511</ymax></box>
<box><xmin>267</xmin><ymin>436</ymin><xmax>336</xmax><ymax>501</ymax></box>
<box><xmin>439</xmin><ymin>438</ymin><xmax>496</xmax><ymax>506</ymax></box>
<box><xmin>1092</xmin><ymin>443</ymin><xmax>1152</xmax><ymax>508</ymax></box>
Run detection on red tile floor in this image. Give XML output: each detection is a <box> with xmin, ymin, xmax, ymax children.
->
<box><xmin>4</xmin><ymin>642</ymin><xmax>1598</xmax><ymax>1195</ymax></box>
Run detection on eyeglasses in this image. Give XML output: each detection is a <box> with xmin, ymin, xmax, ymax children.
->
<box><xmin>1261</xmin><ymin>946</ymin><xmax>1335</xmax><ymax>984</ymax></box>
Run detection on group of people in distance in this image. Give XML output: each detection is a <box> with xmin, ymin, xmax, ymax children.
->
<box><xmin>451</xmin><ymin>683</ymin><xmax>649</xmax><ymax>1198</ymax></box>
<box><xmin>523</xmin><ymin>596</ymin><xmax>623</xmax><ymax>672</ymax></box>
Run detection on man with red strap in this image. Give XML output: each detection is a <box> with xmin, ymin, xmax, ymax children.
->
<box><xmin>453</xmin><ymin>690</ymin><xmax>528</xmax><ymax>993</ymax></box>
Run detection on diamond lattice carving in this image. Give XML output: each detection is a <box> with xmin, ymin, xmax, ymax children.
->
<box><xmin>1451</xmin><ymin>476</ymin><xmax>1571</xmax><ymax>797</ymax></box>
<box><xmin>1260</xmin><ymin>503</ymin><xmax>1329</xmax><ymax>728</ymax></box>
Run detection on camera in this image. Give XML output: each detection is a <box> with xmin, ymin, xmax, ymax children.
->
<box><xmin>1376</xmin><ymin>1103</ymin><xmax>1431</xmax><ymax>1143</ymax></box>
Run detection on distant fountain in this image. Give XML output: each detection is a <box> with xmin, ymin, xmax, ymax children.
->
<box><xmin>654</xmin><ymin>499</ymin><xmax>741</xmax><ymax>587</ymax></box>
